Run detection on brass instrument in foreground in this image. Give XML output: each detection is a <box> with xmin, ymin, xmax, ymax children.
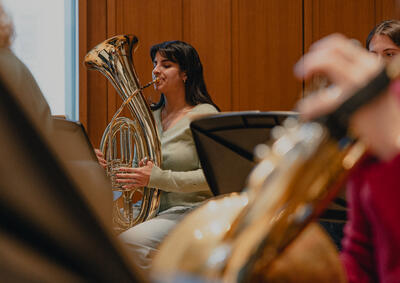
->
<box><xmin>84</xmin><ymin>35</ymin><xmax>162</xmax><ymax>233</ymax></box>
<box><xmin>153</xmin><ymin>57</ymin><xmax>400</xmax><ymax>282</ymax></box>
<box><xmin>153</xmin><ymin>118</ymin><xmax>361</xmax><ymax>282</ymax></box>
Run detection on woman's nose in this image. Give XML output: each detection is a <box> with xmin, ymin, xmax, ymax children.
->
<box><xmin>153</xmin><ymin>66</ymin><xmax>160</xmax><ymax>76</ymax></box>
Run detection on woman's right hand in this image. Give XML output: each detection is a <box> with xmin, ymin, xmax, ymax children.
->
<box><xmin>94</xmin><ymin>148</ymin><xmax>107</xmax><ymax>170</ymax></box>
<box><xmin>115</xmin><ymin>158</ymin><xmax>154</xmax><ymax>189</ymax></box>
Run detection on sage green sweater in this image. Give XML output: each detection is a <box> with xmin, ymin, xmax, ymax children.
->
<box><xmin>148</xmin><ymin>103</ymin><xmax>218</xmax><ymax>211</ymax></box>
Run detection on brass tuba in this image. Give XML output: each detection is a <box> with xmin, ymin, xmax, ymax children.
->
<box><xmin>152</xmin><ymin>56</ymin><xmax>400</xmax><ymax>282</ymax></box>
<box><xmin>84</xmin><ymin>35</ymin><xmax>162</xmax><ymax>233</ymax></box>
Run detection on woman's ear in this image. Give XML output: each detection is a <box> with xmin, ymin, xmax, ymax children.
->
<box><xmin>181</xmin><ymin>72</ymin><xmax>187</xmax><ymax>83</ymax></box>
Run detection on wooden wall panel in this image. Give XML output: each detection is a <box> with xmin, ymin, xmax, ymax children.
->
<box><xmin>303</xmin><ymin>0</ymin><xmax>395</xmax><ymax>97</ymax></box>
<box><xmin>79</xmin><ymin>0</ymin><xmax>400</xmax><ymax>146</ymax></box>
<box><xmin>78</xmin><ymin>0</ymin><xmax>88</xmax><ymax>127</ymax></box>
<box><xmin>232</xmin><ymin>0</ymin><xmax>303</xmax><ymax>111</ymax></box>
<box><xmin>183</xmin><ymin>0</ymin><xmax>232</xmax><ymax>111</ymax></box>
<box><xmin>376</xmin><ymin>0</ymin><xmax>399</xmax><ymax>24</ymax></box>
<box><xmin>114</xmin><ymin>0</ymin><xmax>183</xmax><ymax>110</ymax></box>
<box><xmin>304</xmin><ymin>0</ymin><xmax>375</xmax><ymax>52</ymax></box>
<box><xmin>106</xmin><ymin>0</ymin><xmax>117</xmax><ymax>121</ymax></box>
<box><xmin>79</xmin><ymin>0</ymin><xmax>109</xmax><ymax>147</ymax></box>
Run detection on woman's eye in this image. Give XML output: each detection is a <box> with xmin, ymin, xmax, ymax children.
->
<box><xmin>385</xmin><ymin>52</ymin><xmax>397</xmax><ymax>57</ymax></box>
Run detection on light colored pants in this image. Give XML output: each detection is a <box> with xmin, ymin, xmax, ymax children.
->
<box><xmin>119</xmin><ymin>205</ymin><xmax>193</xmax><ymax>269</ymax></box>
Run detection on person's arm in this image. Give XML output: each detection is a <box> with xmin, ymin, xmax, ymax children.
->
<box><xmin>116</xmin><ymin>161</ymin><xmax>210</xmax><ymax>193</ymax></box>
<box><xmin>340</xmin><ymin>158</ymin><xmax>377</xmax><ymax>283</ymax></box>
<box><xmin>115</xmin><ymin>159</ymin><xmax>210</xmax><ymax>193</ymax></box>
<box><xmin>148</xmin><ymin>166</ymin><xmax>209</xmax><ymax>193</ymax></box>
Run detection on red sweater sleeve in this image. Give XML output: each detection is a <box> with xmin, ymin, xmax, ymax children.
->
<box><xmin>341</xmin><ymin>153</ymin><xmax>400</xmax><ymax>283</ymax></box>
<box><xmin>340</xmin><ymin>156</ymin><xmax>378</xmax><ymax>283</ymax></box>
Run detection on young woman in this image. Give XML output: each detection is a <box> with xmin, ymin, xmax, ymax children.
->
<box><xmin>114</xmin><ymin>40</ymin><xmax>219</xmax><ymax>268</ymax></box>
<box><xmin>318</xmin><ymin>20</ymin><xmax>400</xmax><ymax>252</ymax></box>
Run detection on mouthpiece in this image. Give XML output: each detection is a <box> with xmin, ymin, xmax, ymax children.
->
<box><xmin>141</xmin><ymin>77</ymin><xmax>160</xmax><ymax>90</ymax></box>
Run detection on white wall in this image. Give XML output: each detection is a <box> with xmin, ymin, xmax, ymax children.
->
<box><xmin>2</xmin><ymin>0</ymin><xmax>66</xmax><ymax>115</ymax></box>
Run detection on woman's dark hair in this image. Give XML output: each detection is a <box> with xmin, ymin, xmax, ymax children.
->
<box><xmin>366</xmin><ymin>20</ymin><xmax>400</xmax><ymax>50</ymax></box>
<box><xmin>149</xmin><ymin>40</ymin><xmax>219</xmax><ymax>111</ymax></box>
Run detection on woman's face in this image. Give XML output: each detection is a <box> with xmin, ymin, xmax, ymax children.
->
<box><xmin>369</xmin><ymin>34</ymin><xmax>400</xmax><ymax>60</ymax></box>
<box><xmin>152</xmin><ymin>52</ymin><xmax>187</xmax><ymax>94</ymax></box>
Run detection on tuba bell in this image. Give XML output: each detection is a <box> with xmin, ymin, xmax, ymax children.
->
<box><xmin>84</xmin><ymin>35</ymin><xmax>162</xmax><ymax>233</ymax></box>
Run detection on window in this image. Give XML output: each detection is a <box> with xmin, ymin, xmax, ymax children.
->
<box><xmin>3</xmin><ymin>0</ymin><xmax>78</xmax><ymax>120</ymax></box>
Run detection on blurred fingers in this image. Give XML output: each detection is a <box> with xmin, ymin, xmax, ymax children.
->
<box><xmin>94</xmin><ymin>148</ymin><xmax>104</xmax><ymax>157</ymax></box>
<box><xmin>94</xmin><ymin>148</ymin><xmax>107</xmax><ymax>169</ymax></box>
<box><xmin>297</xmin><ymin>86</ymin><xmax>343</xmax><ymax>121</ymax></box>
<box><xmin>295</xmin><ymin>35</ymin><xmax>381</xmax><ymax>91</ymax></box>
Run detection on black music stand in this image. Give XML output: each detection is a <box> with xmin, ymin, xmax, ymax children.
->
<box><xmin>190</xmin><ymin>111</ymin><xmax>297</xmax><ymax>196</ymax></box>
<box><xmin>0</xmin><ymin>79</ymin><xmax>144</xmax><ymax>282</ymax></box>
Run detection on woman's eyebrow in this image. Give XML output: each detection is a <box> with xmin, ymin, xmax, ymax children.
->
<box><xmin>153</xmin><ymin>59</ymin><xmax>171</xmax><ymax>64</ymax></box>
<box><xmin>383</xmin><ymin>48</ymin><xmax>400</xmax><ymax>52</ymax></box>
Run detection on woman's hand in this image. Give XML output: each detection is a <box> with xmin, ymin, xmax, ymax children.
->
<box><xmin>294</xmin><ymin>33</ymin><xmax>383</xmax><ymax>120</ymax></box>
<box><xmin>115</xmin><ymin>158</ymin><xmax>154</xmax><ymax>189</ymax></box>
<box><xmin>94</xmin><ymin>148</ymin><xmax>107</xmax><ymax>170</ymax></box>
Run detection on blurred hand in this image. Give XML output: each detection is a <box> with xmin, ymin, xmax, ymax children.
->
<box><xmin>94</xmin><ymin>148</ymin><xmax>107</xmax><ymax>170</ymax></box>
<box><xmin>294</xmin><ymin>33</ymin><xmax>400</xmax><ymax>160</ymax></box>
<box><xmin>115</xmin><ymin>158</ymin><xmax>154</xmax><ymax>189</ymax></box>
<box><xmin>294</xmin><ymin>33</ymin><xmax>383</xmax><ymax>120</ymax></box>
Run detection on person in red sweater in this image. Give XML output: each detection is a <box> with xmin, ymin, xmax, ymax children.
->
<box><xmin>294</xmin><ymin>33</ymin><xmax>400</xmax><ymax>282</ymax></box>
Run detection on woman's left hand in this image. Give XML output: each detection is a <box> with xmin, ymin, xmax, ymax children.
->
<box><xmin>115</xmin><ymin>159</ymin><xmax>154</xmax><ymax>189</ymax></box>
<box><xmin>94</xmin><ymin>148</ymin><xmax>107</xmax><ymax>170</ymax></box>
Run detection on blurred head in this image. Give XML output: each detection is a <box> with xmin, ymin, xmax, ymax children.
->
<box><xmin>366</xmin><ymin>20</ymin><xmax>400</xmax><ymax>60</ymax></box>
<box><xmin>0</xmin><ymin>3</ymin><xmax>13</xmax><ymax>48</ymax></box>
<box><xmin>150</xmin><ymin>40</ymin><xmax>218</xmax><ymax>110</ymax></box>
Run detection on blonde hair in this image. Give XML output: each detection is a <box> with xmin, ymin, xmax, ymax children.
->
<box><xmin>0</xmin><ymin>2</ymin><xmax>13</xmax><ymax>48</ymax></box>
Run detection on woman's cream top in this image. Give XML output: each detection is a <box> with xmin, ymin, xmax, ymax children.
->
<box><xmin>148</xmin><ymin>103</ymin><xmax>218</xmax><ymax>211</ymax></box>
